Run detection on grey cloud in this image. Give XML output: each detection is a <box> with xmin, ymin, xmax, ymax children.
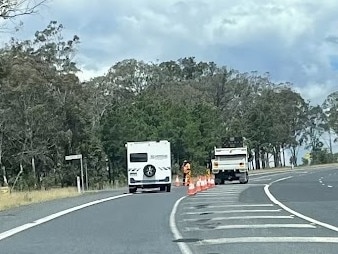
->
<box><xmin>325</xmin><ymin>35</ymin><xmax>338</xmax><ymax>44</ymax></box>
<box><xmin>4</xmin><ymin>0</ymin><xmax>338</xmax><ymax>104</ymax></box>
<box><xmin>222</xmin><ymin>18</ymin><xmax>237</xmax><ymax>25</ymax></box>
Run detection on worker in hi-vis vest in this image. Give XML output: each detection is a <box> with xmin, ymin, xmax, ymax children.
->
<box><xmin>181</xmin><ymin>160</ymin><xmax>191</xmax><ymax>186</ymax></box>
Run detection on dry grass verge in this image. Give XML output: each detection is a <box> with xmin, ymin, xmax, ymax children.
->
<box><xmin>0</xmin><ymin>187</ymin><xmax>80</xmax><ymax>212</ymax></box>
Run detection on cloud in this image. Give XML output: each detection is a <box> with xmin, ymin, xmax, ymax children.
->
<box><xmin>294</xmin><ymin>81</ymin><xmax>337</xmax><ymax>105</ymax></box>
<box><xmin>1</xmin><ymin>0</ymin><xmax>338</xmax><ymax>104</ymax></box>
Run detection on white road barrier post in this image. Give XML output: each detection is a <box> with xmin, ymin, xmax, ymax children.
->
<box><xmin>76</xmin><ymin>176</ymin><xmax>81</xmax><ymax>193</ymax></box>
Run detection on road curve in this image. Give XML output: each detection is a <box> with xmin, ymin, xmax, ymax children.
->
<box><xmin>173</xmin><ymin>166</ymin><xmax>338</xmax><ymax>254</ymax></box>
<box><xmin>0</xmin><ymin>188</ymin><xmax>186</xmax><ymax>254</ymax></box>
<box><xmin>1</xmin><ymin>166</ymin><xmax>338</xmax><ymax>254</ymax></box>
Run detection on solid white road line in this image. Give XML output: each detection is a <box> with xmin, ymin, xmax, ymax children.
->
<box><xmin>265</xmin><ymin>176</ymin><xmax>338</xmax><ymax>232</ymax></box>
<box><xmin>188</xmin><ymin>195</ymin><xmax>239</xmax><ymax>198</ymax></box>
<box><xmin>213</xmin><ymin>223</ymin><xmax>315</xmax><ymax>229</ymax></box>
<box><xmin>184</xmin><ymin>201</ymin><xmax>238</xmax><ymax>205</ymax></box>
<box><xmin>185</xmin><ymin>223</ymin><xmax>316</xmax><ymax>231</ymax></box>
<box><xmin>185</xmin><ymin>209</ymin><xmax>281</xmax><ymax>215</ymax></box>
<box><xmin>192</xmin><ymin>196</ymin><xmax>239</xmax><ymax>199</ymax></box>
<box><xmin>0</xmin><ymin>194</ymin><xmax>132</xmax><ymax>241</ymax></box>
<box><xmin>182</xmin><ymin>215</ymin><xmax>294</xmax><ymax>221</ymax></box>
<box><xmin>251</xmin><ymin>178</ymin><xmax>272</xmax><ymax>181</ymax></box>
<box><xmin>183</xmin><ymin>204</ymin><xmax>274</xmax><ymax>209</ymax></box>
<box><xmin>196</xmin><ymin>192</ymin><xmax>239</xmax><ymax>196</ymax></box>
<box><xmin>197</xmin><ymin>237</ymin><xmax>338</xmax><ymax>245</ymax></box>
<box><xmin>250</xmin><ymin>175</ymin><xmax>274</xmax><ymax>180</ymax></box>
<box><xmin>169</xmin><ymin>196</ymin><xmax>193</xmax><ymax>254</ymax></box>
<box><xmin>201</xmin><ymin>190</ymin><xmax>243</xmax><ymax>194</ymax></box>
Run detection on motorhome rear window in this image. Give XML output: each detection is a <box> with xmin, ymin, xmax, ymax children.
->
<box><xmin>130</xmin><ymin>153</ymin><xmax>148</xmax><ymax>162</ymax></box>
<box><xmin>217</xmin><ymin>155</ymin><xmax>246</xmax><ymax>161</ymax></box>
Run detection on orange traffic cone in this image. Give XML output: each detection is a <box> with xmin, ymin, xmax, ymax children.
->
<box><xmin>207</xmin><ymin>177</ymin><xmax>211</xmax><ymax>188</ymax></box>
<box><xmin>188</xmin><ymin>181</ymin><xmax>196</xmax><ymax>196</ymax></box>
<box><xmin>200</xmin><ymin>177</ymin><xmax>206</xmax><ymax>191</ymax></box>
<box><xmin>210</xmin><ymin>178</ymin><xmax>215</xmax><ymax>188</ymax></box>
<box><xmin>205</xmin><ymin>177</ymin><xmax>209</xmax><ymax>190</ymax></box>
<box><xmin>175</xmin><ymin>175</ymin><xmax>180</xmax><ymax>187</ymax></box>
<box><xmin>204</xmin><ymin>177</ymin><xmax>209</xmax><ymax>190</ymax></box>
<box><xmin>196</xmin><ymin>177</ymin><xmax>202</xmax><ymax>192</ymax></box>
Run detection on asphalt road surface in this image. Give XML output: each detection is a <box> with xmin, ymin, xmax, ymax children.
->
<box><xmin>175</xmin><ymin>166</ymin><xmax>338</xmax><ymax>254</ymax></box>
<box><xmin>0</xmin><ymin>165</ymin><xmax>338</xmax><ymax>254</ymax></box>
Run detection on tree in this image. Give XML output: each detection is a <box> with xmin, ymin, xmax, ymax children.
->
<box><xmin>302</xmin><ymin>105</ymin><xmax>328</xmax><ymax>164</ymax></box>
<box><xmin>0</xmin><ymin>21</ymin><xmax>84</xmax><ymax>189</ymax></box>
<box><xmin>0</xmin><ymin>0</ymin><xmax>47</xmax><ymax>19</ymax></box>
<box><xmin>323</xmin><ymin>91</ymin><xmax>338</xmax><ymax>146</ymax></box>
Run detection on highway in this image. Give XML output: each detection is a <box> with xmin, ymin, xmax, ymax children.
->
<box><xmin>175</xmin><ymin>166</ymin><xmax>338</xmax><ymax>254</ymax></box>
<box><xmin>0</xmin><ymin>165</ymin><xmax>338</xmax><ymax>254</ymax></box>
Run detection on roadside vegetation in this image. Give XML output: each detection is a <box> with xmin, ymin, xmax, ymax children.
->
<box><xmin>1</xmin><ymin>2</ymin><xmax>338</xmax><ymax>203</ymax></box>
<box><xmin>0</xmin><ymin>187</ymin><xmax>79</xmax><ymax>211</ymax></box>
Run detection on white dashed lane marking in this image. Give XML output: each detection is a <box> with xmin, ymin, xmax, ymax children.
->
<box><xmin>174</xmin><ymin>179</ymin><xmax>338</xmax><ymax>252</ymax></box>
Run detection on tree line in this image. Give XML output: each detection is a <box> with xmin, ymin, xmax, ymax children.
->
<box><xmin>1</xmin><ymin>21</ymin><xmax>337</xmax><ymax>190</ymax></box>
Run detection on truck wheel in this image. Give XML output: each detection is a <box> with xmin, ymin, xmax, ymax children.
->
<box><xmin>239</xmin><ymin>172</ymin><xmax>249</xmax><ymax>184</ymax></box>
<box><xmin>129</xmin><ymin>187</ymin><xmax>137</xmax><ymax>193</ymax></box>
<box><xmin>160</xmin><ymin>186</ymin><xmax>165</xmax><ymax>191</ymax></box>
<box><xmin>215</xmin><ymin>178</ymin><xmax>221</xmax><ymax>185</ymax></box>
<box><xmin>166</xmin><ymin>185</ymin><xmax>171</xmax><ymax>192</ymax></box>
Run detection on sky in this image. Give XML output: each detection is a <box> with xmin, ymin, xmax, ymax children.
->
<box><xmin>1</xmin><ymin>0</ymin><xmax>338</xmax><ymax>160</ymax></box>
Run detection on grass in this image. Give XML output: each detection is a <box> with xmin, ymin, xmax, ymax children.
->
<box><xmin>0</xmin><ymin>187</ymin><xmax>80</xmax><ymax>212</ymax></box>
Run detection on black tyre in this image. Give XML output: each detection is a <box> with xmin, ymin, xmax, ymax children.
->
<box><xmin>215</xmin><ymin>178</ymin><xmax>221</xmax><ymax>185</ymax></box>
<box><xmin>239</xmin><ymin>172</ymin><xmax>249</xmax><ymax>184</ymax></box>
<box><xmin>129</xmin><ymin>187</ymin><xmax>137</xmax><ymax>193</ymax></box>
<box><xmin>143</xmin><ymin>164</ymin><xmax>156</xmax><ymax>177</ymax></box>
<box><xmin>160</xmin><ymin>186</ymin><xmax>166</xmax><ymax>191</ymax></box>
<box><xmin>166</xmin><ymin>185</ymin><xmax>171</xmax><ymax>192</ymax></box>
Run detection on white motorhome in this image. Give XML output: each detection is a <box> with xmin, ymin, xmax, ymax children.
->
<box><xmin>125</xmin><ymin>140</ymin><xmax>172</xmax><ymax>193</ymax></box>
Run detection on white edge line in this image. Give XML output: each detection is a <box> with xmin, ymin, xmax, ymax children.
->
<box><xmin>0</xmin><ymin>193</ymin><xmax>132</xmax><ymax>241</ymax></box>
<box><xmin>264</xmin><ymin>177</ymin><xmax>338</xmax><ymax>232</ymax></box>
<box><xmin>200</xmin><ymin>237</ymin><xmax>338</xmax><ymax>245</ymax></box>
<box><xmin>186</xmin><ymin>223</ymin><xmax>316</xmax><ymax>231</ymax></box>
<box><xmin>169</xmin><ymin>196</ymin><xmax>193</xmax><ymax>254</ymax></box>
<box><xmin>182</xmin><ymin>215</ymin><xmax>294</xmax><ymax>221</ymax></box>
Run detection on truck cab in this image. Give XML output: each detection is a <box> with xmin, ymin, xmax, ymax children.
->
<box><xmin>210</xmin><ymin>137</ymin><xmax>249</xmax><ymax>184</ymax></box>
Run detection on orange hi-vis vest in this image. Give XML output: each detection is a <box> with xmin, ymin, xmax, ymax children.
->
<box><xmin>183</xmin><ymin>163</ymin><xmax>191</xmax><ymax>174</ymax></box>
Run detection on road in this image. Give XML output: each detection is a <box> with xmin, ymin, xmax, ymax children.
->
<box><xmin>0</xmin><ymin>188</ymin><xmax>186</xmax><ymax>254</ymax></box>
<box><xmin>0</xmin><ymin>166</ymin><xmax>337</xmax><ymax>254</ymax></box>
<box><xmin>175</xmin><ymin>166</ymin><xmax>338</xmax><ymax>254</ymax></box>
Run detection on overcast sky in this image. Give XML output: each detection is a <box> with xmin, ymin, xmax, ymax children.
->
<box><xmin>2</xmin><ymin>0</ymin><xmax>338</xmax><ymax>106</ymax></box>
<box><xmin>1</xmin><ymin>0</ymin><xmax>338</xmax><ymax>160</ymax></box>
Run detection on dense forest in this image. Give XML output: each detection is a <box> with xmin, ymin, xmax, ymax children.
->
<box><xmin>1</xmin><ymin>17</ymin><xmax>338</xmax><ymax>190</ymax></box>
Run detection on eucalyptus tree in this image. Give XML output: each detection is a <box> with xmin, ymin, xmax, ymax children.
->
<box><xmin>0</xmin><ymin>0</ymin><xmax>47</xmax><ymax>19</ymax></box>
<box><xmin>322</xmin><ymin>91</ymin><xmax>338</xmax><ymax>148</ymax></box>
<box><xmin>303</xmin><ymin>105</ymin><xmax>327</xmax><ymax>164</ymax></box>
<box><xmin>0</xmin><ymin>21</ymin><xmax>84</xmax><ymax>188</ymax></box>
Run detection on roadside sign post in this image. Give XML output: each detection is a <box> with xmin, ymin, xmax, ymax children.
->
<box><xmin>65</xmin><ymin>154</ymin><xmax>84</xmax><ymax>193</ymax></box>
<box><xmin>85</xmin><ymin>160</ymin><xmax>89</xmax><ymax>191</ymax></box>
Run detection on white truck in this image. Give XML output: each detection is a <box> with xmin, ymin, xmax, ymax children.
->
<box><xmin>210</xmin><ymin>137</ymin><xmax>249</xmax><ymax>184</ymax></box>
<box><xmin>125</xmin><ymin>140</ymin><xmax>172</xmax><ymax>193</ymax></box>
